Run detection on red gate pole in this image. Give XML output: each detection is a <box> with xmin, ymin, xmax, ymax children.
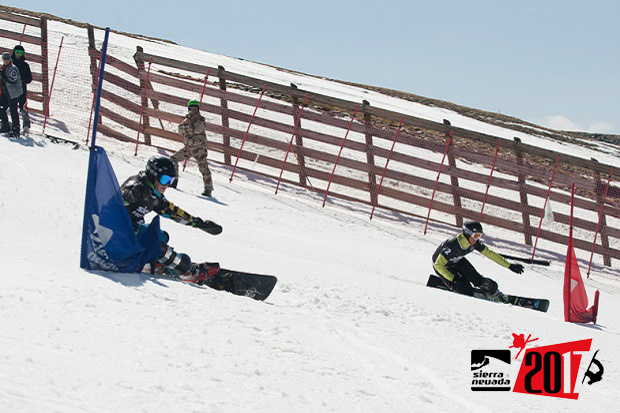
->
<box><xmin>531</xmin><ymin>155</ymin><xmax>560</xmax><ymax>260</ymax></box>
<box><xmin>478</xmin><ymin>138</ymin><xmax>502</xmax><ymax>221</ymax></box>
<box><xmin>229</xmin><ymin>85</ymin><xmax>267</xmax><ymax>182</ymax></box>
<box><xmin>423</xmin><ymin>137</ymin><xmax>451</xmax><ymax>234</ymax></box>
<box><xmin>19</xmin><ymin>24</ymin><xmax>26</xmax><ymax>44</ymax></box>
<box><xmin>322</xmin><ymin>105</ymin><xmax>359</xmax><ymax>207</ymax></box>
<box><xmin>183</xmin><ymin>69</ymin><xmax>211</xmax><ymax>172</ymax></box>
<box><xmin>275</xmin><ymin>93</ymin><xmax>309</xmax><ymax>194</ymax></box>
<box><xmin>42</xmin><ymin>36</ymin><xmax>64</xmax><ymax>134</ymax></box>
<box><xmin>134</xmin><ymin>57</ymin><xmax>153</xmax><ymax>156</ymax></box>
<box><xmin>199</xmin><ymin>69</ymin><xmax>211</xmax><ymax>102</ymax></box>
<box><xmin>587</xmin><ymin>167</ymin><xmax>614</xmax><ymax>277</ymax></box>
<box><xmin>370</xmin><ymin>116</ymin><xmax>404</xmax><ymax>220</ymax></box>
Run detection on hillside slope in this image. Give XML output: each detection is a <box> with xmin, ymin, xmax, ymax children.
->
<box><xmin>1</xmin><ymin>132</ymin><xmax>618</xmax><ymax>413</ymax></box>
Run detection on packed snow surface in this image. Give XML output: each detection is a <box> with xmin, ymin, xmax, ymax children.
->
<box><xmin>1</xmin><ymin>134</ymin><xmax>619</xmax><ymax>413</ymax></box>
<box><xmin>1</xmin><ymin>13</ymin><xmax>619</xmax><ymax>413</ymax></box>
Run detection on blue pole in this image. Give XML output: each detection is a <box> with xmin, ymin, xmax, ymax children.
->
<box><xmin>89</xmin><ymin>27</ymin><xmax>110</xmax><ymax>149</ymax></box>
<box><xmin>80</xmin><ymin>27</ymin><xmax>111</xmax><ymax>269</ymax></box>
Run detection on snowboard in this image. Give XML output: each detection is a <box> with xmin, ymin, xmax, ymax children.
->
<box><xmin>426</xmin><ymin>274</ymin><xmax>549</xmax><ymax>313</ymax></box>
<box><xmin>200</xmin><ymin>269</ymin><xmax>278</xmax><ymax>301</ymax></box>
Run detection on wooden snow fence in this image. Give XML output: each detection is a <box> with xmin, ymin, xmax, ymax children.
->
<box><xmin>88</xmin><ymin>42</ymin><xmax>619</xmax><ymax>268</ymax></box>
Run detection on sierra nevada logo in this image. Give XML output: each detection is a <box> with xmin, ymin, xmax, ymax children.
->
<box><xmin>471</xmin><ymin>350</ymin><xmax>511</xmax><ymax>391</ymax></box>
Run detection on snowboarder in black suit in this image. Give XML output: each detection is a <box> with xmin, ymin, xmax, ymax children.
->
<box><xmin>432</xmin><ymin>221</ymin><xmax>524</xmax><ymax>298</ymax></box>
<box><xmin>121</xmin><ymin>155</ymin><xmax>223</xmax><ymax>284</ymax></box>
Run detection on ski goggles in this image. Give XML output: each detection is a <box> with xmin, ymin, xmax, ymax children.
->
<box><xmin>471</xmin><ymin>232</ymin><xmax>483</xmax><ymax>240</ymax></box>
<box><xmin>14</xmin><ymin>50</ymin><xmax>24</xmax><ymax>57</ymax></box>
<box><xmin>159</xmin><ymin>174</ymin><xmax>175</xmax><ymax>186</ymax></box>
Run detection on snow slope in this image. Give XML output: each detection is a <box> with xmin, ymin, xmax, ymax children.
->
<box><xmin>1</xmin><ymin>133</ymin><xmax>619</xmax><ymax>413</ymax></box>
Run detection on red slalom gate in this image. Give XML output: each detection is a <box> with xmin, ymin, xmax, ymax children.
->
<box><xmin>183</xmin><ymin>69</ymin><xmax>211</xmax><ymax>172</ymax></box>
<box><xmin>423</xmin><ymin>136</ymin><xmax>451</xmax><ymax>234</ymax></box>
<box><xmin>478</xmin><ymin>138</ymin><xmax>502</xmax><ymax>221</ymax></box>
<box><xmin>322</xmin><ymin>105</ymin><xmax>359</xmax><ymax>208</ymax></box>
<box><xmin>370</xmin><ymin>116</ymin><xmax>404</xmax><ymax>220</ymax></box>
<box><xmin>229</xmin><ymin>85</ymin><xmax>267</xmax><ymax>182</ymax></box>
<box><xmin>531</xmin><ymin>155</ymin><xmax>560</xmax><ymax>260</ymax></box>
<box><xmin>134</xmin><ymin>57</ymin><xmax>153</xmax><ymax>155</ymax></box>
<box><xmin>587</xmin><ymin>167</ymin><xmax>614</xmax><ymax>276</ymax></box>
<box><xmin>275</xmin><ymin>93</ymin><xmax>309</xmax><ymax>194</ymax></box>
<box><xmin>42</xmin><ymin>36</ymin><xmax>64</xmax><ymax>134</ymax></box>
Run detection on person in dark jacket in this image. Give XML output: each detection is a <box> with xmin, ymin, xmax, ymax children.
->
<box><xmin>0</xmin><ymin>52</ymin><xmax>23</xmax><ymax>135</ymax></box>
<box><xmin>11</xmin><ymin>45</ymin><xmax>32</xmax><ymax>130</ymax></box>
<box><xmin>121</xmin><ymin>155</ymin><xmax>224</xmax><ymax>284</ymax></box>
<box><xmin>432</xmin><ymin>220</ymin><xmax>524</xmax><ymax>299</ymax></box>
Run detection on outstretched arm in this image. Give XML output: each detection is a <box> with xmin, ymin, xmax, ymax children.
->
<box><xmin>157</xmin><ymin>200</ymin><xmax>222</xmax><ymax>235</ymax></box>
<box><xmin>479</xmin><ymin>245</ymin><xmax>511</xmax><ymax>268</ymax></box>
<box><xmin>480</xmin><ymin>245</ymin><xmax>524</xmax><ymax>273</ymax></box>
<box><xmin>158</xmin><ymin>200</ymin><xmax>193</xmax><ymax>225</ymax></box>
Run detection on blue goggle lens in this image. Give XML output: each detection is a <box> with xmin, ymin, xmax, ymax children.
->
<box><xmin>159</xmin><ymin>174</ymin><xmax>175</xmax><ymax>186</ymax></box>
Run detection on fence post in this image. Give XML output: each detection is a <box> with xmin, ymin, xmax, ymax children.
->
<box><xmin>514</xmin><ymin>137</ymin><xmax>533</xmax><ymax>245</ymax></box>
<box><xmin>591</xmin><ymin>160</ymin><xmax>612</xmax><ymax>267</ymax></box>
<box><xmin>362</xmin><ymin>100</ymin><xmax>378</xmax><ymax>204</ymax></box>
<box><xmin>40</xmin><ymin>17</ymin><xmax>50</xmax><ymax>120</ymax></box>
<box><xmin>276</xmin><ymin>91</ymin><xmax>309</xmax><ymax>194</ymax></box>
<box><xmin>134</xmin><ymin>57</ymin><xmax>153</xmax><ymax>155</ymax></box>
<box><xmin>290</xmin><ymin>84</ymin><xmax>307</xmax><ymax>187</ymax></box>
<box><xmin>218</xmin><ymin>65</ymin><xmax>232</xmax><ymax>166</ymax></box>
<box><xmin>86</xmin><ymin>24</ymin><xmax>102</xmax><ymax>132</ymax></box>
<box><xmin>370</xmin><ymin>116</ymin><xmax>404</xmax><ymax>220</ymax></box>
<box><xmin>134</xmin><ymin>46</ymin><xmax>152</xmax><ymax>146</ymax></box>
<box><xmin>444</xmin><ymin>119</ymin><xmax>463</xmax><ymax>227</ymax></box>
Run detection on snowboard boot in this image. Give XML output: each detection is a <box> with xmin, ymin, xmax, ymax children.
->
<box><xmin>202</xmin><ymin>189</ymin><xmax>212</xmax><ymax>197</ymax></box>
<box><xmin>480</xmin><ymin>277</ymin><xmax>500</xmax><ymax>299</ymax></box>
<box><xmin>480</xmin><ymin>278</ymin><xmax>509</xmax><ymax>303</ymax></box>
<box><xmin>180</xmin><ymin>262</ymin><xmax>220</xmax><ymax>284</ymax></box>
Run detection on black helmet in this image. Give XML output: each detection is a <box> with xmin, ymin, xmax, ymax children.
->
<box><xmin>462</xmin><ymin>220</ymin><xmax>483</xmax><ymax>237</ymax></box>
<box><xmin>146</xmin><ymin>155</ymin><xmax>176</xmax><ymax>184</ymax></box>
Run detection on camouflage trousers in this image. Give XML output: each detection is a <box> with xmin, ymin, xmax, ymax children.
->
<box><xmin>170</xmin><ymin>136</ymin><xmax>213</xmax><ymax>191</ymax></box>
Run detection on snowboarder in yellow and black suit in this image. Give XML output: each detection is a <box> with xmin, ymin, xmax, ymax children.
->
<box><xmin>432</xmin><ymin>221</ymin><xmax>524</xmax><ymax>298</ymax></box>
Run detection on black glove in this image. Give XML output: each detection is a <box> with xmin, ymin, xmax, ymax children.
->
<box><xmin>509</xmin><ymin>263</ymin><xmax>524</xmax><ymax>274</ymax></box>
<box><xmin>192</xmin><ymin>217</ymin><xmax>222</xmax><ymax>235</ymax></box>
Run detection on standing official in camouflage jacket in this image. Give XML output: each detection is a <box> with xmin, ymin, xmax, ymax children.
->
<box><xmin>170</xmin><ymin>100</ymin><xmax>214</xmax><ymax>196</ymax></box>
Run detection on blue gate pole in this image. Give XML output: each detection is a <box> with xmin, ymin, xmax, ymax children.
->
<box><xmin>80</xmin><ymin>27</ymin><xmax>111</xmax><ymax>268</ymax></box>
<box><xmin>89</xmin><ymin>27</ymin><xmax>110</xmax><ymax>149</ymax></box>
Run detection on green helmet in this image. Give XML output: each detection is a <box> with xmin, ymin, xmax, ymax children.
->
<box><xmin>187</xmin><ymin>100</ymin><xmax>200</xmax><ymax>109</ymax></box>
